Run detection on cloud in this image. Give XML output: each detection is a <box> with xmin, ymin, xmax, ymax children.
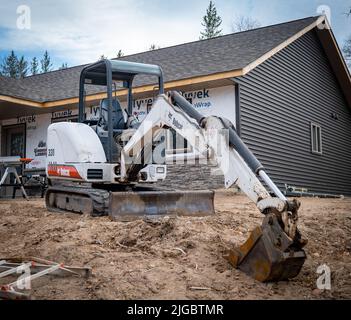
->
<box><xmin>0</xmin><ymin>0</ymin><xmax>206</xmax><ymax>65</ymax></box>
<box><xmin>0</xmin><ymin>0</ymin><xmax>349</xmax><ymax>67</ymax></box>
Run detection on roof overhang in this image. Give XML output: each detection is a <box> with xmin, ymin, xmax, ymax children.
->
<box><xmin>0</xmin><ymin>69</ymin><xmax>242</xmax><ymax>109</ymax></box>
<box><xmin>315</xmin><ymin>19</ymin><xmax>351</xmax><ymax>108</ymax></box>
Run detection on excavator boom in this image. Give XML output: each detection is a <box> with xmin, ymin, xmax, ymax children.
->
<box><xmin>119</xmin><ymin>91</ymin><xmax>307</xmax><ymax>282</ymax></box>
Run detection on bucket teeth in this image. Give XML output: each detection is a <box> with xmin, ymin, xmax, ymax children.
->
<box><xmin>225</xmin><ymin>213</ymin><xmax>306</xmax><ymax>282</ymax></box>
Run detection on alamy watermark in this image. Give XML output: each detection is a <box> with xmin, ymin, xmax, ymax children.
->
<box><xmin>16</xmin><ymin>5</ymin><xmax>31</xmax><ymax>30</ymax></box>
<box><xmin>316</xmin><ymin>264</ymin><xmax>331</xmax><ymax>291</ymax></box>
<box><xmin>316</xmin><ymin>5</ymin><xmax>332</xmax><ymax>30</ymax></box>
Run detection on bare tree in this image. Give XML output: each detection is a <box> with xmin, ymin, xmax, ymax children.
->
<box><xmin>232</xmin><ymin>15</ymin><xmax>261</xmax><ymax>32</ymax></box>
<box><xmin>343</xmin><ymin>6</ymin><xmax>351</xmax><ymax>17</ymax></box>
<box><xmin>59</xmin><ymin>62</ymin><xmax>68</xmax><ymax>70</ymax></box>
<box><xmin>149</xmin><ymin>44</ymin><xmax>161</xmax><ymax>51</ymax></box>
<box><xmin>343</xmin><ymin>7</ymin><xmax>351</xmax><ymax>69</ymax></box>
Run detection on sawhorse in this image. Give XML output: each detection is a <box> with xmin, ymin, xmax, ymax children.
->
<box><xmin>0</xmin><ymin>166</ymin><xmax>29</xmax><ymax>200</ymax></box>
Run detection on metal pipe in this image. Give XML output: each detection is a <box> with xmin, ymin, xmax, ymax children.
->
<box><xmin>259</xmin><ymin>170</ymin><xmax>287</xmax><ymax>201</ymax></box>
<box><xmin>169</xmin><ymin>91</ymin><xmax>205</xmax><ymax>125</ymax></box>
<box><xmin>127</xmin><ymin>82</ymin><xmax>133</xmax><ymax>115</ymax></box>
<box><xmin>226</xmin><ymin>126</ymin><xmax>263</xmax><ymax>174</ymax></box>
<box><xmin>158</xmin><ymin>68</ymin><xmax>164</xmax><ymax>94</ymax></box>
<box><xmin>285</xmin><ymin>190</ymin><xmax>342</xmax><ymax>199</ymax></box>
<box><xmin>78</xmin><ymin>71</ymin><xmax>86</xmax><ymax>123</ymax></box>
<box><xmin>106</xmin><ymin>60</ymin><xmax>114</xmax><ymax>163</ymax></box>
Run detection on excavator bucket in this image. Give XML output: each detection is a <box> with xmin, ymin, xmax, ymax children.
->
<box><xmin>225</xmin><ymin>213</ymin><xmax>306</xmax><ymax>282</ymax></box>
<box><xmin>109</xmin><ymin>190</ymin><xmax>215</xmax><ymax>221</ymax></box>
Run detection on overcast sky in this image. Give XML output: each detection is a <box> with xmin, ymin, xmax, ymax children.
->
<box><xmin>0</xmin><ymin>0</ymin><xmax>350</xmax><ymax>69</ymax></box>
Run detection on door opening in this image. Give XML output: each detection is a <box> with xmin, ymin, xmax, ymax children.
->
<box><xmin>1</xmin><ymin>124</ymin><xmax>26</xmax><ymax>157</ymax></box>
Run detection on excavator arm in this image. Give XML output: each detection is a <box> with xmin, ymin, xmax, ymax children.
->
<box><xmin>121</xmin><ymin>91</ymin><xmax>307</xmax><ymax>282</ymax></box>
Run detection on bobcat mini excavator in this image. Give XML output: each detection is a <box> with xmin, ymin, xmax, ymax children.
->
<box><xmin>45</xmin><ymin>59</ymin><xmax>307</xmax><ymax>282</ymax></box>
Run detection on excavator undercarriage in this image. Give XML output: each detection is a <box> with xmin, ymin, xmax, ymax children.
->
<box><xmin>45</xmin><ymin>59</ymin><xmax>307</xmax><ymax>282</ymax></box>
<box><xmin>46</xmin><ymin>183</ymin><xmax>215</xmax><ymax>220</ymax></box>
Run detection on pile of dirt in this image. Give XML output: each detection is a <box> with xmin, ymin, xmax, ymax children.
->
<box><xmin>0</xmin><ymin>191</ymin><xmax>350</xmax><ymax>300</ymax></box>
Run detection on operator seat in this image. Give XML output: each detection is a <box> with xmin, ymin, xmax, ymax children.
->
<box><xmin>100</xmin><ymin>98</ymin><xmax>126</xmax><ymax>131</ymax></box>
<box><xmin>96</xmin><ymin>98</ymin><xmax>127</xmax><ymax>163</ymax></box>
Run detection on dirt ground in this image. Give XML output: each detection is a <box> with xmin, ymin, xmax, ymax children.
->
<box><xmin>0</xmin><ymin>190</ymin><xmax>350</xmax><ymax>300</ymax></box>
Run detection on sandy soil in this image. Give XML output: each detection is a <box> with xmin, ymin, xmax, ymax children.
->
<box><xmin>0</xmin><ymin>190</ymin><xmax>350</xmax><ymax>300</ymax></box>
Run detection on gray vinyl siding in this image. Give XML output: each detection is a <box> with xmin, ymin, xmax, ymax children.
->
<box><xmin>236</xmin><ymin>30</ymin><xmax>351</xmax><ymax>196</ymax></box>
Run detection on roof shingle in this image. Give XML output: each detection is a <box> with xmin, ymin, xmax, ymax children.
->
<box><xmin>0</xmin><ymin>16</ymin><xmax>318</xmax><ymax>103</ymax></box>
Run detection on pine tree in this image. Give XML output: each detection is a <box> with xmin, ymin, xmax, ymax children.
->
<box><xmin>0</xmin><ymin>51</ymin><xmax>19</xmax><ymax>78</ymax></box>
<box><xmin>200</xmin><ymin>1</ymin><xmax>222</xmax><ymax>40</ymax></box>
<box><xmin>40</xmin><ymin>50</ymin><xmax>53</xmax><ymax>73</ymax></box>
<box><xmin>30</xmin><ymin>57</ymin><xmax>39</xmax><ymax>75</ymax></box>
<box><xmin>99</xmin><ymin>54</ymin><xmax>107</xmax><ymax>60</ymax></box>
<box><xmin>17</xmin><ymin>56</ymin><xmax>28</xmax><ymax>78</ymax></box>
<box><xmin>116</xmin><ymin>50</ymin><xmax>124</xmax><ymax>58</ymax></box>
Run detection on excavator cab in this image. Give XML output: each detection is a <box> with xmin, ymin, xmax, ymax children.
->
<box><xmin>78</xmin><ymin>59</ymin><xmax>165</xmax><ymax>163</ymax></box>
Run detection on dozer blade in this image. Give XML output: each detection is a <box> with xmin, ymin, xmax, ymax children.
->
<box><xmin>109</xmin><ymin>190</ymin><xmax>215</xmax><ymax>221</ymax></box>
<box><xmin>225</xmin><ymin>213</ymin><xmax>306</xmax><ymax>282</ymax></box>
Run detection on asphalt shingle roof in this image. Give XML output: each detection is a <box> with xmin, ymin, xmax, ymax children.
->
<box><xmin>0</xmin><ymin>16</ymin><xmax>318</xmax><ymax>103</ymax></box>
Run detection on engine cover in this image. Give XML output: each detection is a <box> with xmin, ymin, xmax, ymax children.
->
<box><xmin>46</xmin><ymin>122</ymin><xmax>107</xmax><ymax>165</ymax></box>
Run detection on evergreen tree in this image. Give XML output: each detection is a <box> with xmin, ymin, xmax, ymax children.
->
<box><xmin>18</xmin><ymin>56</ymin><xmax>28</xmax><ymax>78</ymax></box>
<box><xmin>200</xmin><ymin>1</ymin><xmax>222</xmax><ymax>40</ymax></box>
<box><xmin>0</xmin><ymin>51</ymin><xmax>19</xmax><ymax>78</ymax></box>
<box><xmin>30</xmin><ymin>57</ymin><xmax>39</xmax><ymax>75</ymax></box>
<box><xmin>40</xmin><ymin>50</ymin><xmax>53</xmax><ymax>73</ymax></box>
<box><xmin>116</xmin><ymin>50</ymin><xmax>124</xmax><ymax>58</ymax></box>
<box><xmin>99</xmin><ymin>54</ymin><xmax>107</xmax><ymax>60</ymax></box>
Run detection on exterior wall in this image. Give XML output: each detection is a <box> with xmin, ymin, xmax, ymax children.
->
<box><xmin>235</xmin><ymin>30</ymin><xmax>351</xmax><ymax>195</ymax></box>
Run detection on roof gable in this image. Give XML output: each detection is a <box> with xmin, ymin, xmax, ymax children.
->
<box><xmin>0</xmin><ymin>16</ymin><xmax>349</xmax><ymax>109</ymax></box>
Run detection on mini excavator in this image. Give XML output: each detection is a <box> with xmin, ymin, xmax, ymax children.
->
<box><xmin>45</xmin><ymin>60</ymin><xmax>307</xmax><ymax>282</ymax></box>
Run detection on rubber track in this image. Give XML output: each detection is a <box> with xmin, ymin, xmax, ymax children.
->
<box><xmin>45</xmin><ymin>185</ymin><xmax>110</xmax><ymax>217</ymax></box>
